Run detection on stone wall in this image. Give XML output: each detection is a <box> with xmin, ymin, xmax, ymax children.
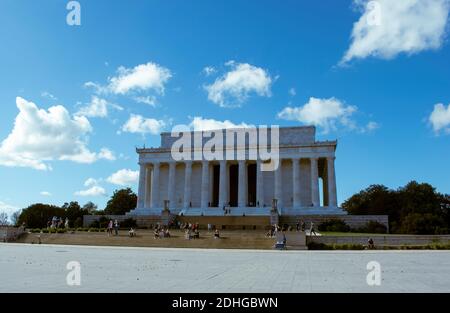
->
<box><xmin>280</xmin><ymin>215</ymin><xmax>389</xmax><ymax>231</ymax></box>
<box><xmin>83</xmin><ymin>215</ymin><xmax>161</xmax><ymax>228</ymax></box>
<box><xmin>0</xmin><ymin>226</ymin><xmax>25</xmax><ymax>242</ymax></box>
<box><xmin>309</xmin><ymin>235</ymin><xmax>450</xmax><ymax>246</ymax></box>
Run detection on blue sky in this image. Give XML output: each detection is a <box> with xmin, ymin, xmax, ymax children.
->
<box><xmin>0</xmin><ymin>0</ymin><xmax>449</xmax><ymax>215</ymax></box>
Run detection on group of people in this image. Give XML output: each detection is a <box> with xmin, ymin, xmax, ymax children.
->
<box><xmin>154</xmin><ymin>225</ymin><xmax>171</xmax><ymax>239</ymax></box>
<box><xmin>266</xmin><ymin>221</ymin><xmax>318</xmax><ymax>237</ymax></box>
<box><xmin>106</xmin><ymin>219</ymin><xmax>120</xmax><ymax>236</ymax></box>
<box><xmin>47</xmin><ymin>216</ymin><xmax>69</xmax><ymax>229</ymax></box>
<box><xmin>183</xmin><ymin>222</ymin><xmax>200</xmax><ymax>240</ymax></box>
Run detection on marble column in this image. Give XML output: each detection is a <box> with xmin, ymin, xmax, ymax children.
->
<box><xmin>151</xmin><ymin>162</ymin><xmax>160</xmax><ymax>208</ymax></box>
<box><xmin>274</xmin><ymin>159</ymin><xmax>283</xmax><ymax>209</ymax></box>
<box><xmin>310</xmin><ymin>157</ymin><xmax>320</xmax><ymax>207</ymax></box>
<box><xmin>292</xmin><ymin>158</ymin><xmax>301</xmax><ymax>208</ymax></box>
<box><xmin>183</xmin><ymin>161</ymin><xmax>192</xmax><ymax>208</ymax></box>
<box><xmin>256</xmin><ymin>159</ymin><xmax>264</xmax><ymax>207</ymax></box>
<box><xmin>168</xmin><ymin>162</ymin><xmax>176</xmax><ymax>209</ymax></box>
<box><xmin>201</xmin><ymin>161</ymin><xmax>209</xmax><ymax>209</ymax></box>
<box><xmin>327</xmin><ymin>157</ymin><xmax>337</xmax><ymax>207</ymax></box>
<box><xmin>218</xmin><ymin>160</ymin><xmax>227</xmax><ymax>208</ymax></box>
<box><xmin>238</xmin><ymin>160</ymin><xmax>247</xmax><ymax>207</ymax></box>
<box><xmin>137</xmin><ymin>163</ymin><xmax>146</xmax><ymax>209</ymax></box>
<box><xmin>145</xmin><ymin>166</ymin><xmax>152</xmax><ymax>208</ymax></box>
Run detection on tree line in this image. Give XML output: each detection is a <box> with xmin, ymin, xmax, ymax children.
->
<box><xmin>2</xmin><ymin>188</ymin><xmax>137</xmax><ymax>228</ymax></box>
<box><xmin>343</xmin><ymin>181</ymin><xmax>450</xmax><ymax>234</ymax></box>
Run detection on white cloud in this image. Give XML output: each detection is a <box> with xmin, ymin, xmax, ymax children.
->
<box><xmin>74</xmin><ymin>186</ymin><xmax>107</xmax><ymax>197</ymax></box>
<box><xmin>86</xmin><ymin>62</ymin><xmax>172</xmax><ymax>96</ymax></box>
<box><xmin>364</xmin><ymin>121</ymin><xmax>380</xmax><ymax>132</ymax></box>
<box><xmin>277</xmin><ymin>97</ymin><xmax>359</xmax><ymax>133</ymax></box>
<box><xmin>40</xmin><ymin>191</ymin><xmax>52</xmax><ymax>196</ymax></box>
<box><xmin>188</xmin><ymin>116</ymin><xmax>253</xmax><ymax>131</ymax></box>
<box><xmin>204</xmin><ymin>61</ymin><xmax>273</xmax><ymax>107</ymax></box>
<box><xmin>203</xmin><ymin>66</ymin><xmax>217</xmax><ymax>76</ymax></box>
<box><xmin>341</xmin><ymin>0</ymin><xmax>450</xmax><ymax>64</ymax></box>
<box><xmin>97</xmin><ymin>148</ymin><xmax>116</xmax><ymax>161</ymax></box>
<box><xmin>133</xmin><ymin>95</ymin><xmax>157</xmax><ymax>107</ymax></box>
<box><xmin>289</xmin><ymin>88</ymin><xmax>296</xmax><ymax>96</ymax></box>
<box><xmin>121</xmin><ymin>114</ymin><xmax>166</xmax><ymax>135</ymax></box>
<box><xmin>76</xmin><ymin>96</ymin><xmax>123</xmax><ymax>118</ymax></box>
<box><xmin>429</xmin><ymin>103</ymin><xmax>450</xmax><ymax>134</ymax></box>
<box><xmin>0</xmin><ymin>97</ymin><xmax>115</xmax><ymax>170</ymax></box>
<box><xmin>41</xmin><ymin>91</ymin><xmax>57</xmax><ymax>101</ymax></box>
<box><xmin>107</xmin><ymin>169</ymin><xmax>139</xmax><ymax>186</ymax></box>
<box><xmin>0</xmin><ymin>201</ymin><xmax>20</xmax><ymax>217</ymax></box>
<box><xmin>84</xmin><ymin>178</ymin><xmax>100</xmax><ymax>187</ymax></box>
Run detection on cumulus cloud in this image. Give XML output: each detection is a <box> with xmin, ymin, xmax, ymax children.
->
<box><xmin>85</xmin><ymin>62</ymin><xmax>172</xmax><ymax>96</ymax></box>
<box><xmin>76</xmin><ymin>96</ymin><xmax>123</xmax><ymax>118</ymax></box>
<box><xmin>84</xmin><ymin>178</ymin><xmax>100</xmax><ymax>187</ymax></box>
<box><xmin>429</xmin><ymin>103</ymin><xmax>450</xmax><ymax>134</ymax></box>
<box><xmin>0</xmin><ymin>97</ymin><xmax>115</xmax><ymax>170</ymax></box>
<box><xmin>120</xmin><ymin>114</ymin><xmax>166</xmax><ymax>135</ymax></box>
<box><xmin>278</xmin><ymin>97</ymin><xmax>361</xmax><ymax>133</ymax></box>
<box><xmin>74</xmin><ymin>186</ymin><xmax>107</xmax><ymax>197</ymax></box>
<box><xmin>107</xmin><ymin>169</ymin><xmax>139</xmax><ymax>186</ymax></box>
<box><xmin>97</xmin><ymin>148</ymin><xmax>116</xmax><ymax>161</ymax></box>
<box><xmin>188</xmin><ymin>116</ymin><xmax>253</xmax><ymax>131</ymax></box>
<box><xmin>40</xmin><ymin>191</ymin><xmax>52</xmax><ymax>196</ymax></box>
<box><xmin>341</xmin><ymin>0</ymin><xmax>450</xmax><ymax>64</ymax></box>
<box><xmin>204</xmin><ymin>61</ymin><xmax>273</xmax><ymax>107</ymax></box>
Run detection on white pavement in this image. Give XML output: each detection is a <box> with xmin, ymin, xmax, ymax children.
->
<box><xmin>1</xmin><ymin>243</ymin><xmax>449</xmax><ymax>292</ymax></box>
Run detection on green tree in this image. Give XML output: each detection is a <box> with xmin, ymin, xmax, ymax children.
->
<box><xmin>343</xmin><ymin>181</ymin><xmax>449</xmax><ymax>234</ymax></box>
<box><xmin>342</xmin><ymin>184</ymin><xmax>398</xmax><ymax>217</ymax></box>
<box><xmin>62</xmin><ymin>201</ymin><xmax>88</xmax><ymax>227</ymax></box>
<box><xmin>104</xmin><ymin>188</ymin><xmax>137</xmax><ymax>215</ymax></box>
<box><xmin>18</xmin><ymin>204</ymin><xmax>64</xmax><ymax>228</ymax></box>
<box><xmin>82</xmin><ymin>201</ymin><xmax>98</xmax><ymax>214</ymax></box>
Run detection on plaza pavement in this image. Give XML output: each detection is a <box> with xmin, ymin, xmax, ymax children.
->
<box><xmin>0</xmin><ymin>243</ymin><xmax>449</xmax><ymax>292</ymax></box>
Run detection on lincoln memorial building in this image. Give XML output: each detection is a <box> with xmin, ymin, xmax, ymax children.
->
<box><xmin>129</xmin><ymin>126</ymin><xmax>345</xmax><ymax>218</ymax></box>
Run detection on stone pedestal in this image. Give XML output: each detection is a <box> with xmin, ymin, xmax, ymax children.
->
<box><xmin>161</xmin><ymin>200</ymin><xmax>171</xmax><ymax>226</ymax></box>
<box><xmin>270</xmin><ymin>198</ymin><xmax>279</xmax><ymax>225</ymax></box>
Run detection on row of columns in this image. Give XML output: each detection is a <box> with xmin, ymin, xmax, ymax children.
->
<box><xmin>137</xmin><ymin>157</ymin><xmax>337</xmax><ymax>210</ymax></box>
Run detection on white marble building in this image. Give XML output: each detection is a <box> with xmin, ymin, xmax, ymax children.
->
<box><xmin>129</xmin><ymin>126</ymin><xmax>345</xmax><ymax>217</ymax></box>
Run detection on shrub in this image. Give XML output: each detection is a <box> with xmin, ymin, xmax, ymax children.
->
<box><xmin>307</xmin><ymin>242</ymin><xmax>328</xmax><ymax>250</ymax></box>
<box><xmin>56</xmin><ymin>228</ymin><xmax>66</xmax><ymax>234</ymax></box>
<box><xmin>354</xmin><ymin>221</ymin><xmax>387</xmax><ymax>234</ymax></box>
<box><xmin>120</xmin><ymin>218</ymin><xmax>137</xmax><ymax>229</ymax></box>
<box><xmin>73</xmin><ymin>217</ymin><xmax>83</xmax><ymax>228</ymax></box>
<box><xmin>307</xmin><ymin>242</ymin><xmax>365</xmax><ymax>250</ymax></box>
<box><xmin>318</xmin><ymin>219</ymin><xmax>351</xmax><ymax>232</ymax></box>
<box><xmin>89</xmin><ymin>216</ymin><xmax>110</xmax><ymax>228</ymax></box>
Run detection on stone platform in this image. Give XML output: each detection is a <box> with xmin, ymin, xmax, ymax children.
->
<box><xmin>1</xmin><ymin>243</ymin><xmax>449</xmax><ymax>292</ymax></box>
